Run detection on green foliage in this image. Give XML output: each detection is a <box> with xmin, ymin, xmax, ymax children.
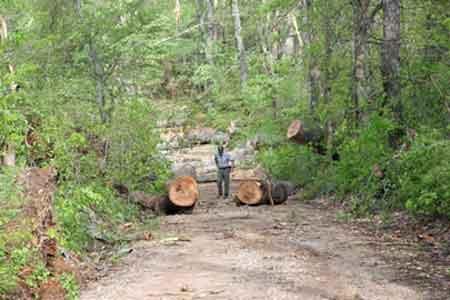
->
<box><xmin>55</xmin><ymin>183</ymin><xmax>139</xmax><ymax>253</ymax></box>
<box><xmin>258</xmin><ymin>144</ymin><xmax>322</xmax><ymax>187</ymax></box>
<box><xmin>395</xmin><ymin>131</ymin><xmax>450</xmax><ymax>218</ymax></box>
<box><xmin>25</xmin><ymin>262</ymin><xmax>50</xmax><ymax>288</ymax></box>
<box><xmin>105</xmin><ymin>100</ymin><xmax>171</xmax><ymax>193</ymax></box>
<box><xmin>0</xmin><ymin>109</ymin><xmax>27</xmax><ymax>161</ymax></box>
<box><xmin>330</xmin><ymin>116</ymin><xmax>397</xmax><ymax>214</ymax></box>
<box><xmin>60</xmin><ymin>273</ymin><xmax>80</xmax><ymax>300</ymax></box>
<box><xmin>335</xmin><ymin>116</ymin><xmax>395</xmax><ymax>196</ymax></box>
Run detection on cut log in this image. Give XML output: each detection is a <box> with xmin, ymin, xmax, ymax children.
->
<box><xmin>235</xmin><ymin>180</ymin><xmax>289</xmax><ymax>206</ymax></box>
<box><xmin>270</xmin><ymin>182</ymin><xmax>289</xmax><ymax>205</ymax></box>
<box><xmin>287</xmin><ymin>119</ymin><xmax>324</xmax><ymax>145</ymax></box>
<box><xmin>236</xmin><ymin>181</ymin><xmax>265</xmax><ymax>205</ymax></box>
<box><xmin>123</xmin><ymin>176</ymin><xmax>199</xmax><ymax>215</ymax></box>
<box><xmin>287</xmin><ymin>119</ymin><xmax>326</xmax><ymax>155</ymax></box>
<box><xmin>273</xmin><ymin>180</ymin><xmax>297</xmax><ymax>196</ymax></box>
<box><xmin>167</xmin><ymin>176</ymin><xmax>199</xmax><ymax>208</ymax></box>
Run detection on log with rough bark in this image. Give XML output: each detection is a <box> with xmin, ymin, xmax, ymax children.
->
<box><xmin>125</xmin><ymin>176</ymin><xmax>199</xmax><ymax>215</ymax></box>
<box><xmin>235</xmin><ymin>180</ymin><xmax>289</xmax><ymax>206</ymax></box>
<box><xmin>287</xmin><ymin>119</ymin><xmax>326</xmax><ymax>155</ymax></box>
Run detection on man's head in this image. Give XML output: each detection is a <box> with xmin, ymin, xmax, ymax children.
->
<box><xmin>218</xmin><ymin>145</ymin><xmax>224</xmax><ymax>155</ymax></box>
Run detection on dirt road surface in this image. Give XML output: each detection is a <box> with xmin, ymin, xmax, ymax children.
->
<box><xmin>80</xmin><ymin>183</ymin><xmax>436</xmax><ymax>300</ymax></box>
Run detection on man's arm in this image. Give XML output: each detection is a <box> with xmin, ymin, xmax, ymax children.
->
<box><xmin>214</xmin><ymin>154</ymin><xmax>219</xmax><ymax>168</ymax></box>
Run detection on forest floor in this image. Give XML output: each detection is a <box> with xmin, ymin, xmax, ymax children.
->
<box><xmin>80</xmin><ymin>183</ymin><xmax>449</xmax><ymax>300</ymax></box>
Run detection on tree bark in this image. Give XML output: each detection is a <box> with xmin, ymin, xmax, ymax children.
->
<box><xmin>88</xmin><ymin>44</ymin><xmax>108</xmax><ymax>124</ymax></box>
<box><xmin>301</xmin><ymin>0</ymin><xmax>320</xmax><ymax>112</ymax></box>
<box><xmin>322</xmin><ymin>1</ymin><xmax>333</xmax><ymax>105</ymax></box>
<box><xmin>231</xmin><ymin>0</ymin><xmax>248</xmax><ymax>87</ymax></box>
<box><xmin>351</xmin><ymin>0</ymin><xmax>381</xmax><ymax>123</ymax></box>
<box><xmin>74</xmin><ymin>0</ymin><xmax>109</xmax><ymax>124</ymax></box>
<box><xmin>351</xmin><ymin>0</ymin><xmax>370</xmax><ymax>122</ymax></box>
<box><xmin>1</xmin><ymin>15</ymin><xmax>17</xmax><ymax>167</ymax></box>
<box><xmin>381</xmin><ymin>0</ymin><xmax>401</xmax><ymax>120</ymax></box>
<box><xmin>206</xmin><ymin>0</ymin><xmax>215</xmax><ymax>65</ymax></box>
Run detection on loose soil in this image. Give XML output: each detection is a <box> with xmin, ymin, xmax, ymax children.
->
<box><xmin>81</xmin><ymin>183</ymin><xmax>448</xmax><ymax>300</ymax></box>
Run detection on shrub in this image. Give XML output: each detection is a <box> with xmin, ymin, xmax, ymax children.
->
<box><xmin>54</xmin><ymin>183</ymin><xmax>140</xmax><ymax>253</ymax></box>
<box><xmin>258</xmin><ymin>144</ymin><xmax>322</xmax><ymax>186</ymax></box>
<box><xmin>333</xmin><ymin>116</ymin><xmax>397</xmax><ymax>213</ymax></box>
<box><xmin>396</xmin><ymin>131</ymin><xmax>450</xmax><ymax>218</ymax></box>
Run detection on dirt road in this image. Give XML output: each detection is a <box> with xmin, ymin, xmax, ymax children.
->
<box><xmin>81</xmin><ymin>183</ymin><xmax>434</xmax><ymax>300</ymax></box>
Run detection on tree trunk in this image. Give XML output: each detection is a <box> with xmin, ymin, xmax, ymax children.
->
<box><xmin>301</xmin><ymin>0</ymin><xmax>320</xmax><ymax>112</ymax></box>
<box><xmin>88</xmin><ymin>44</ymin><xmax>108</xmax><ymax>124</ymax></box>
<box><xmin>351</xmin><ymin>0</ymin><xmax>382</xmax><ymax>123</ymax></box>
<box><xmin>3</xmin><ymin>144</ymin><xmax>16</xmax><ymax>167</ymax></box>
<box><xmin>206</xmin><ymin>0</ymin><xmax>215</xmax><ymax>65</ymax></box>
<box><xmin>1</xmin><ymin>15</ymin><xmax>17</xmax><ymax>167</ymax></box>
<box><xmin>125</xmin><ymin>176</ymin><xmax>199</xmax><ymax>215</ymax></box>
<box><xmin>381</xmin><ymin>0</ymin><xmax>401</xmax><ymax>120</ymax></box>
<box><xmin>0</xmin><ymin>15</ymin><xmax>7</xmax><ymax>41</ymax></box>
<box><xmin>235</xmin><ymin>180</ymin><xmax>288</xmax><ymax>206</ymax></box>
<box><xmin>322</xmin><ymin>1</ymin><xmax>333</xmax><ymax>105</ymax></box>
<box><xmin>231</xmin><ymin>0</ymin><xmax>248</xmax><ymax>86</ymax></box>
<box><xmin>351</xmin><ymin>0</ymin><xmax>370</xmax><ymax>122</ymax></box>
<box><xmin>75</xmin><ymin>0</ymin><xmax>109</xmax><ymax>124</ymax></box>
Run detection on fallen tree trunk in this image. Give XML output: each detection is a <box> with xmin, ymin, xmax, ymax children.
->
<box><xmin>166</xmin><ymin>175</ymin><xmax>199</xmax><ymax>213</ymax></box>
<box><xmin>235</xmin><ymin>180</ymin><xmax>288</xmax><ymax>206</ymax></box>
<box><xmin>126</xmin><ymin>176</ymin><xmax>199</xmax><ymax>215</ymax></box>
<box><xmin>287</xmin><ymin>119</ymin><xmax>326</xmax><ymax>155</ymax></box>
<box><xmin>287</xmin><ymin>119</ymin><xmax>324</xmax><ymax>145</ymax></box>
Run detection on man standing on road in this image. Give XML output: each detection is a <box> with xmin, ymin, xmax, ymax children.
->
<box><xmin>214</xmin><ymin>145</ymin><xmax>234</xmax><ymax>199</ymax></box>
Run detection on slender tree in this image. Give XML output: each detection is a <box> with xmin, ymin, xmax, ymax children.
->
<box><xmin>301</xmin><ymin>0</ymin><xmax>320</xmax><ymax>112</ymax></box>
<box><xmin>381</xmin><ymin>0</ymin><xmax>401</xmax><ymax>120</ymax></box>
<box><xmin>351</xmin><ymin>0</ymin><xmax>382</xmax><ymax>122</ymax></box>
<box><xmin>0</xmin><ymin>15</ymin><xmax>16</xmax><ymax>167</ymax></box>
<box><xmin>231</xmin><ymin>0</ymin><xmax>248</xmax><ymax>86</ymax></box>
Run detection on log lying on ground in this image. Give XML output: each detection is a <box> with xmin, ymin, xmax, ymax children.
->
<box><xmin>287</xmin><ymin>119</ymin><xmax>326</xmax><ymax>154</ymax></box>
<box><xmin>235</xmin><ymin>180</ymin><xmax>289</xmax><ymax>206</ymax></box>
<box><xmin>167</xmin><ymin>176</ymin><xmax>199</xmax><ymax>209</ymax></box>
<box><xmin>126</xmin><ymin>176</ymin><xmax>199</xmax><ymax>215</ymax></box>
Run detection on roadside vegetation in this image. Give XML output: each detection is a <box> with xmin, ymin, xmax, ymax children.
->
<box><xmin>1</xmin><ymin>0</ymin><xmax>449</xmax><ymax>298</ymax></box>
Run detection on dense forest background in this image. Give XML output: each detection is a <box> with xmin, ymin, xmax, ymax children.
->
<box><xmin>0</xmin><ymin>0</ymin><xmax>449</xmax><ymax>298</ymax></box>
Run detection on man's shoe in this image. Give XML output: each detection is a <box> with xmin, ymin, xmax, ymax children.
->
<box><xmin>223</xmin><ymin>195</ymin><xmax>229</xmax><ymax>199</ymax></box>
<box><xmin>217</xmin><ymin>194</ymin><xmax>223</xmax><ymax>199</ymax></box>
